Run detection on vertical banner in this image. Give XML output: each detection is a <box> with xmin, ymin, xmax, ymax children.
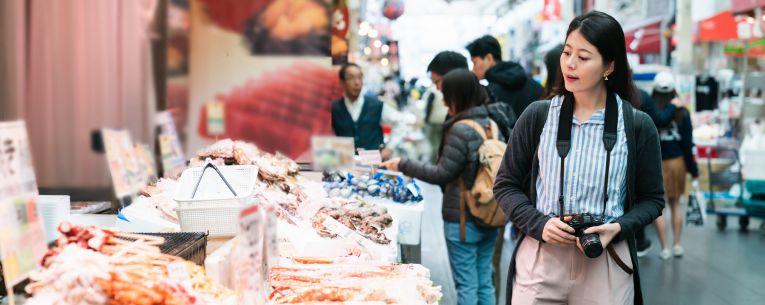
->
<box><xmin>189</xmin><ymin>0</ymin><xmax>341</xmax><ymax>160</ymax></box>
<box><xmin>331</xmin><ymin>0</ymin><xmax>350</xmax><ymax>65</ymax></box>
<box><xmin>0</xmin><ymin>121</ymin><xmax>46</xmax><ymax>303</ymax></box>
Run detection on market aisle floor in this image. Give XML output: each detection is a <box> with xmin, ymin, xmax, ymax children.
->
<box><xmin>418</xmin><ymin>181</ymin><xmax>765</xmax><ymax>305</ymax></box>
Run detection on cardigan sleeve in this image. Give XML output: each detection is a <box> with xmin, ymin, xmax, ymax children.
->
<box><xmin>493</xmin><ymin>101</ymin><xmax>551</xmax><ymax>242</ymax></box>
<box><xmin>614</xmin><ymin>111</ymin><xmax>666</xmax><ymax>239</ymax></box>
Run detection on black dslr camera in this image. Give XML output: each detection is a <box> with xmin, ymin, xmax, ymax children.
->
<box><xmin>565</xmin><ymin>213</ymin><xmax>605</xmax><ymax>258</ymax></box>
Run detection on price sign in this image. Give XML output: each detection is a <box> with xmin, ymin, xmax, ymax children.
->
<box><xmin>102</xmin><ymin>129</ymin><xmax>143</xmax><ymax>198</ymax></box>
<box><xmin>155</xmin><ymin>111</ymin><xmax>186</xmax><ymax>177</ymax></box>
<box><xmin>0</xmin><ymin>121</ymin><xmax>46</xmax><ymax>304</ymax></box>
<box><xmin>357</xmin><ymin>149</ymin><xmax>382</xmax><ymax>166</ymax></box>
<box><xmin>311</xmin><ymin>136</ymin><xmax>355</xmax><ymax>171</ymax></box>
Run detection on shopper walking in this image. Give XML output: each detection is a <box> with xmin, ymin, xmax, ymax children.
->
<box><xmin>381</xmin><ymin>69</ymin><xmax>501</xmax><ymax>305</ymax></box>
<box><xmin>650</xmin><ymin>71</ymin><xmax>699</xmax><ymax>260</ymax></box>
<box><xmin>635</xmin><ymin>85</ymin><xmax>684</xmax><ymax>257</ymax></box>
<box><xmin>494</xmin><ymin>11</ymin><xmax>664</xmax><ymax>305</ymax></box>
<box><xmin>331</xmin><ymin>63</ymin><xmax>400</xmax><ymax>157</ymax></box>
<box><xmin>467</xmin><ymin>35</ymin><xmax>543</xmax><ymax>118</ymax></box>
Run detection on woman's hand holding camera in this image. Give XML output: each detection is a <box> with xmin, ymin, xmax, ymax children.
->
<box><xmin>543</xmin><ymin>216</ymin><xmax>576</xmax><ymax>245</ymax></box>
<box><xmin>577</xmin><ymin>222</ymin><xmax>622</xmax><ymax>253</ymax></box>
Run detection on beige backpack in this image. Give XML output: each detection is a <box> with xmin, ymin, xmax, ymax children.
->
<box><xmin>455</xmin><ymin>119</ymin><xmax>508</xmax><ymax>241</ymax></box>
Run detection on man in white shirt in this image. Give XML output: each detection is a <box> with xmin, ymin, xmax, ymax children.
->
<box><xmin>331</xmin><ymin>63</ymin><xmax>399</xmax><ymax>158</ymax></box>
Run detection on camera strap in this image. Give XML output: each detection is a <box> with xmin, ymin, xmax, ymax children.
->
<box><xmin>556</xmin><ymin>91</ymin><xmax>618</xmax><ymax>220</ymax></box>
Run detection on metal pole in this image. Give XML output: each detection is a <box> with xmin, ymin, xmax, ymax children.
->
<box><xmin>659</xmin><ymin>0</ymin><xmax>675</xmax><ymax>66</ymax></box>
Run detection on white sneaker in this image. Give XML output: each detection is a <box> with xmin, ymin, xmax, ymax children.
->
<box><xmin>659</xmin><ymin>249</ymin><xmax>672</xmax><ymax>260</ymax></box>
<box><xmin>673</xmin><ymin>245</ymin><xmax>684</xmax><ymax>257</ymax></box>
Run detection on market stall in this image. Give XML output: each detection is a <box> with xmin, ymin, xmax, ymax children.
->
<box><xmin>2</xmin><ymin>135</ymin><xmax>441</xmax><ymax>304</ymax></box>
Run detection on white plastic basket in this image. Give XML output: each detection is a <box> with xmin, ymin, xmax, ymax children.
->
<box><xmin>173</xmin><ymin>164</ymin><xmax>258</xmax><ymax>237</ymax></box>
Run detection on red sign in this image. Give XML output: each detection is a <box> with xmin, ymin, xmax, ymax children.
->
<box><xmin>731</xmin><ymin>0</ymin><xmax>765</xmax><ymax>13</ymax></box>
<box><xmin>332</xmin><ymin>1</ymin><xmax>349</xmax><ymax>38</ymax></box>
<box><xmin>543</xmin><ymin>0</ymin><xmax>561</xmax><ymax>21</ymax></box>
<box><xmin>699</xmin><ymin>11</ymin><xmax>739</xmax><ymax>41</ymax></box>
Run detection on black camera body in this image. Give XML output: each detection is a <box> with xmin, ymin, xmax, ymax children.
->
<box><xmin>565</xmin><ymin>213</ymin><xmax>605</xmax><ymax>258</ymax></box>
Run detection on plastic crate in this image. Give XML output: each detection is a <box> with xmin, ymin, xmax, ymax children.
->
<box><xmin>174</xmin><ymin>165</ymin><xmax>258</xmax><ymax>237</ymax></box>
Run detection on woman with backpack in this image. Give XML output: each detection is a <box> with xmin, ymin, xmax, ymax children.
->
<box><xmin>493</xmin><ymin>11</ymin><xmax>664</xmax><ymax>305</ymax></box>
<box><xmin>650</xmin><ymin>71</ymin><xmax>699</xmax><ymax>260</ymax></box>
<box><xmin>381</xmin><ymin>68</ymin><xmax>503</xmax><ymax>305</ymax></box>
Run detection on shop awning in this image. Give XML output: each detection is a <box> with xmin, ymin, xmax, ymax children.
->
<box><xmin>699</xmin><ymin>11</ymin><xmax>739</xmax><ymax>41</ymax></box>
<box><xmin>624</xmin><ymin>20</ymin><xmax>664</xmax><ymax>54</ymax></box>
<box><xmin>731</xmin><ymin>0</ymin><xmax>765</xmax><ymax>14</ymax></box>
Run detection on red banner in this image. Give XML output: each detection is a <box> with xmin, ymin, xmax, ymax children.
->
<box><xmin>543</xmin><ymin>0</ymin><xmax>561</xmax><ymax>21</ymax></box>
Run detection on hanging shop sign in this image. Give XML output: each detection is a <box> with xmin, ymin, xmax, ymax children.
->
<box><xmin>0</xmin><ymin>121</ymin><xmax>47</xmax><ymax>305</ymax></box>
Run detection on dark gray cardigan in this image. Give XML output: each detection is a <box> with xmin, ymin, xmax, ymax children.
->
<box><xmin>493</xmin><ymin>100</ymin><xmax>665</xmax><ymax>305</ymax></box>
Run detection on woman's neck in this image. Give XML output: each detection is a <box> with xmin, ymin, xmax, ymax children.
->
<box><xmin>572</xmin><ymin>85</ymin><xmax>608</xmax><ymax>122</ymax></box>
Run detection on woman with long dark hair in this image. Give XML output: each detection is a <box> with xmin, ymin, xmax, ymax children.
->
<box><xmin>493</xmin><ymin>11</ymin><xmax>664</xmax><ymax>305</ymax></box>
<box><xmin>382</xmin><ymin>68</ymin><xmax>502</xmax><ymax>305</ymax></box>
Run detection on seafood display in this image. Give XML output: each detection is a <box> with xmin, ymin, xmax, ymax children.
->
<box><xmin>191</xmin><ymin>139</ymin><xmax>300</xmax><ymax>183</ymax></box>
<box><xmin>310</xmin><ymin>199</ymin><xmax>394</xmax><ymax>245</ymax></box>
<box><xmin>28</xmin><ymin>223</ymin><xmax>234</xmax><ymax>305</ymax></box>
<box><xmin>268</xmin><ymin>259</ymin><xmax>441</xmax><ymax>305</ymax></box>
<box><xmin>322</xmin><ymin>171</ymin><xmax>423</xmax><ymax>203</ymax></box>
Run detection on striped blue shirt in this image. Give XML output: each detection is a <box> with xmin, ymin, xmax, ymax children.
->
<box><xmin>536</xmin><ymin>95</ymin><xmax>629</xmax><ymax>223</ymax></box>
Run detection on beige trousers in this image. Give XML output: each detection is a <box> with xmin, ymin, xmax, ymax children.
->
<box><xmin>512</xmin><ymin>236</ymin><xmax>634</xmax><ymax>305</ymax></box>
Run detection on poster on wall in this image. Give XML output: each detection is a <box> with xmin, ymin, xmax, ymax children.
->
<box><xmin>198</xmin><ymin>0</ymin><xmax>330</xmax><ymax>55</ymax></box>
<box><xmin>189</xmin><ymin>0</ymin><xmax>341</xmax><ymax>160</ymax></box>
<box><xmin>0</xmin><ymin>121</ymin><xmax>47</xmax><ymax>300</ymax></box>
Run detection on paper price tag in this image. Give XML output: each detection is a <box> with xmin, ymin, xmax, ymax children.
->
<box><xmin>321</xmin><ymin>216</ymin><xmax>376</xmax><ymax>255</ymax></box>
<box><xmin>167</xmin><ymin>261</ymin><xmax>191</xmax><ymax>285</ymax></box>
<box><xmin>358</xmin><ymin>149</ymin><xmax>382</xmax><ymax>166</ymax></box>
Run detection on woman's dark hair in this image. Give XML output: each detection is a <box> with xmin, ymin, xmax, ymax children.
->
<box><xmin>427</xmin><ymin>51</ymin><xmax>468</xmax><ymax>76</ymax></box>
<box><xmin>543</xmin><ymin>44</ymin><xmax>564</xmax><ymax>98</ymax></box>
<box><xmin>550</xmin><ymin>11</ymin><xmax>639</xmax><ymax>106</ymax></box>
<box><xmin>652</xmin><ymin>90</ymin><xmax>683</xmax><ymax>125</ymax></box>
<box><xmin>441</xmin><ymin>68</ymin><xmax>488</xmax><ymax>114</ymax></box>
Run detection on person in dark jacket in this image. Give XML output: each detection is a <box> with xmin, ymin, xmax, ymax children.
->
<box><xmin>650</xmin><ymin>71</ymin><xmax>699</xmax><ymax>260</ymax></box>
<box><xmin>382</xmin><ymin>69</ymin><xmax>502</xmax><ymax>305</ymax></box>
<box><xmin>331</xmin><ymin>63</ymin><xmax>399</xmax><ymax>156</ymax></box>
<box><xmin>493</xmin><ymin>11</ymin><xmax>664</xmax><ymax>305</ymax></box>
<box><xmin>467</xmin><ymin>35</ymin><xmax>543</xmax><ymax>118</ymax></box>
<box><xmin>635</xmin><ymin>86</ymin><xmax>681</xmax><ymax>257</ymax></box>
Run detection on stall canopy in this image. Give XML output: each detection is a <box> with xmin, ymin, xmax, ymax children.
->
<box><xmin>699</xmin><ymin>11</ymin><xmax>739</xmax><ymax>41</ymax></box>
<box><xmin>624</xmin><ymin>20</ymin><xmax>664</xmax><ymax>54</ymax></box>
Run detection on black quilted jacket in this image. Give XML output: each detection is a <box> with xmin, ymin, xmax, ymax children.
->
<box><xmin>399</xmin><ymin>105</ymin><xmax>500</xmax><ymax>223</ymax></box>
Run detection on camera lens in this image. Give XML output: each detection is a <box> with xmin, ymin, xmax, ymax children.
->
<box><xmin>580</xmin><ymin>233</ymin><xmax>603</xmax><ymax>258</ymax></box>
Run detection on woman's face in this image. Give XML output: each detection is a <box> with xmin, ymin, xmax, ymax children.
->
<box><xmin>560</xmin><ymin>30</ymin><xmax>614</xmax><ymax>95</ymax></box>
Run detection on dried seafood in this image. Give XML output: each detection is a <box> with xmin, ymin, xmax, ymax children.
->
<box><xmin>310</xmin><ymin>200</ymin><xmax>393</xmax><ymax>245</ymax></box>
<box><xmin>26</xmin><ymin>245</ymin><xmax>111</xmax><ymax>305</ymax></box>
